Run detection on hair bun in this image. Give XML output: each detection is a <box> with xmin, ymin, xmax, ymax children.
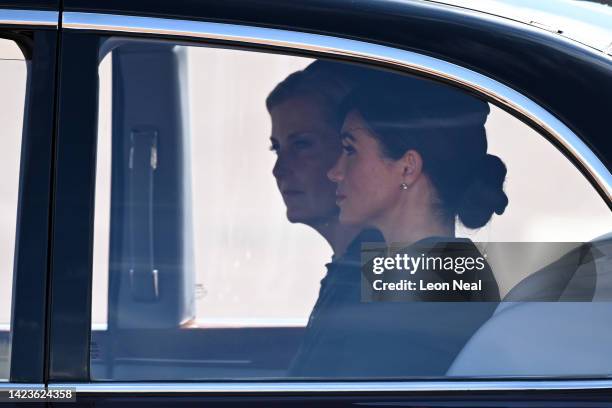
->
<box><xmin>457</xmin><ymin>154</ymin><xmax>508</xmax><ymax>228</ymax></box>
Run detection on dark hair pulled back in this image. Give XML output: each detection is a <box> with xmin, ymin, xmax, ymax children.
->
<box><xmin>341</xmin><ymin>74</ymin><xmax>508</xmax><ymax>228</ymax></box>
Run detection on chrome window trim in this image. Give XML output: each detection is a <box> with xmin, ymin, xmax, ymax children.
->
<box><xmin>0</xmin><ymin>9</ymin><xmax>58</xmax><ymax>28</ymax></box>
<box><xmin>63</xmin><ymin>11</ymin><xmax>612</xmax><ymax>202</ymax></box>
<box><xmin>48</xmin><ymin>380</ymin><xmax>612</xmax><ymax>393</ymax></box>
<box><xmin>0</xmin><ymin>383</ymin><xmax>45</xmax><ymax>389</ymax></box>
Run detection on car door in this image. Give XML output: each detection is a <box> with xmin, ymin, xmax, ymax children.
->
<box><xmin>0</xmin><ymin>1</ymin><xmax>59</xmax><ymax>403</ymax></box>
<box><xmin>47</xmin><ymin>0</ymin><xmax>612</xmax><ymax>406</ymax></box>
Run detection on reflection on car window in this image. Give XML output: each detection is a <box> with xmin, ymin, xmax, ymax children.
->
<box><xmin>91</xmin><ymin>39</ymin><xmax>612</xmax><ymax>381</ymax></box>
<box><xmin>0</xmin><ymin>38</ymin><xmax>27</xmax><ymax>381</ymax></box>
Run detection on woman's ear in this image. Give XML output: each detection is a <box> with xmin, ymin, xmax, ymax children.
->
<box><xmin>400</xmin><ymin>149</ymin><xmax>423</xmax><ymax>185</ymax></box>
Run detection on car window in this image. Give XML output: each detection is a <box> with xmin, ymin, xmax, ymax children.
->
<box><xmin>0</xmin><ymin>38</ymin><xmax>27</xmax><ymax>381</ymax></box>
<box><xmin>90</xmin><ymin>38</ymin><xmax>612</xmax><ymax>380</ymax></box>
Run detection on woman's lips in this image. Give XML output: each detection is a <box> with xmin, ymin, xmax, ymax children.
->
<box><xmin>335</xmin><ymin>193</ymin><xmax>346</xmax><ymax>205</ymax></box>
<box><xmin>281</xmin><ymin>190</ymin><xmax>305</xmax><ymax>203</ymax></box>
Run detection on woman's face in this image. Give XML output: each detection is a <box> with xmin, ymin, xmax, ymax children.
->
<box><xmin>327</xmin><ymin>110</ymin><xmax>405</xmax><ymax>227</ymax></box>
<box><xmin>270</xmin><ymin>95</ymin><xmax>342</xmax><ymax>225</ymax></box>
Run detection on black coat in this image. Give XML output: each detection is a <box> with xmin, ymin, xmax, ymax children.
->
<box><xmin>289</xmin><ymin>231</ymin><xmax>500</xmax><ymax>378</ymax></box>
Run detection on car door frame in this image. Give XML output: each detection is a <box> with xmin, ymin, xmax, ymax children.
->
<box><xmin>0</xmin><ymin>6</ymin><xmax>59</xmax><ymax>385</ymax></box>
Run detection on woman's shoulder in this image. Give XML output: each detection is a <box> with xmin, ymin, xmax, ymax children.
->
<box><xmin>399</xmin><ymin>235</ymin><xmax>500</xmax><ymax>301</ymax></box>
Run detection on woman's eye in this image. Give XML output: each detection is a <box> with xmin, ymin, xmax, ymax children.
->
<box><xmin>293</xmin><ymin>140</ymin><xmax>313</xmax><ymax>151</ymax></box>
<box><xmin>342</xmin><ymin>143</ymin><xmax>356</xmax><ymax>156</ymax></box>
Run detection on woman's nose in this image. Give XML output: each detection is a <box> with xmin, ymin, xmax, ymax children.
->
<box><xmin>272</xmin><ymin>154</ymin><xmax>289</xmax><ymax>179</ymax></box>
<box><xmin>327</xmin><ymin>157</ymin><xmax>343</xmax><ymax>183</ymax></box>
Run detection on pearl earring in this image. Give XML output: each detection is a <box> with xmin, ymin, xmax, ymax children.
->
<box><xmin>400</xmin><ymin>182</ymin><xmax>408</xmax><ymax>190</ymax></box>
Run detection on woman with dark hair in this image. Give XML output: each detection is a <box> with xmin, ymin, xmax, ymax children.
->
<box><xmin>328</xmin><ymin>75</ymin><xmax>507</xmax><ymax>301</ymax></box>
<box><xmin>283</xmin><ymin>74</ymin><xmax>509</xmax><ymax>379</ymax></box>
<box><xmin>270</xmin><ymin>66</ymin><xmax>505</xmax><ymax>378</ymax></box>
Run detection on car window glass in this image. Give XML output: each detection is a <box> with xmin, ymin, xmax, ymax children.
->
<box><xmin>0</xmin><ymin>38</ymin><xmax>27</xmax><ymax>381</ymax></box>
<box><xmin>91</xmin><ymin>38</ymin><xmax>612</xmax><ymax>380</ymax></box>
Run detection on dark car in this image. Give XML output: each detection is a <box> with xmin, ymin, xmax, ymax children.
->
<box><xmin>1</xmin><ymin>0</ymin><xmax>611</xmax><ymax>406</ymax></box>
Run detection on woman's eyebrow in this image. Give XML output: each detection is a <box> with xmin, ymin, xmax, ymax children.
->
<box><xmin>287</xmin><ymin>131</ymin><xmax>316</xmax><ymax>141</ymax></box>
<box><xmin>340</xmin><ymin>131</ymin><xmax>356</xmax><ymax>141</ymax></box>
<box><xmin>270</xmin><ymin>132</ymin><xmax>316</xmax><ymax>145</ymax></box>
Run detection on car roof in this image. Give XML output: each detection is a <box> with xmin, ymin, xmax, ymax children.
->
<box><xmin>424</xmin><ymin>0</ymin><xmax>612</xmax><ymax>54</ymax></box>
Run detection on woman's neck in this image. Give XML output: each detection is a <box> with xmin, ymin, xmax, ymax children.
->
<box><xmin>381</xmin><ymin>215</ymin><xmax>454</xmax><ymax>246</ymax></box>
<box><xmin>375</xmin><ymin>188</ymin><xmax>454</xmax><ymax>247</ymax></box>
<box><xmin>311</xmin><ymin>217</ymin><xmax>362</xmax><ymax>259</ymax></box>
